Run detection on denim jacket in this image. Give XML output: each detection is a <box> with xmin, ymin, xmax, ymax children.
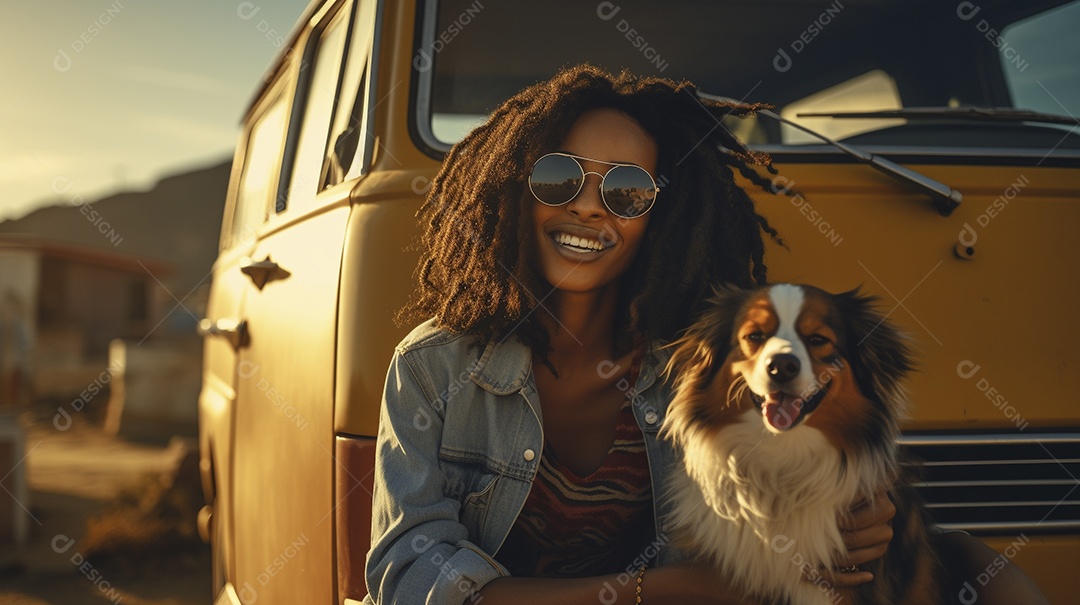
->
<box><xmin>364</xmin><ymin>319</ymin><xmax>686</xmax><ymax>605</ymax></box>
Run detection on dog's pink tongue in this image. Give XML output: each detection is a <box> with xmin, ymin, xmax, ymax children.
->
<box><xmin>763</xmin><ymin>392</ymin><xmax>804</xmax><ymax>431</ymax></box>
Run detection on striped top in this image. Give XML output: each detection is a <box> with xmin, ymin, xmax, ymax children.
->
<box><xmin>495</xmin><ymin>399</ymin><xmax>655</xmax><ymax>577</ymax></box>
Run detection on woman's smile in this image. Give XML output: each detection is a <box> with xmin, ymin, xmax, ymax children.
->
<box><xmin>544</xmin><ymin>223</ymin><xmax>616</xmax><ymax>258</ymax></box>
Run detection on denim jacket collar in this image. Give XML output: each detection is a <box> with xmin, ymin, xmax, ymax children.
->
<box><xmin>470</xmin><ymin>336</ymin><xmax>533</xmax><ymax>395</ymax></box>
<box><xmin>469</xmin><ymin>334</ymin><xmax>671</xmax><ymax>396</ymax></box>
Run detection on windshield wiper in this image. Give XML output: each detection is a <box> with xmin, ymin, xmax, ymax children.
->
<box><xmin>698</xmin><ymin>92</ymin><xmax>963</xmax><ymax>216</ymax></box>
<box><xmin>798</xmin><ymin>107</ymin><xmax>1080</xmax><ymax>127</ymax></box>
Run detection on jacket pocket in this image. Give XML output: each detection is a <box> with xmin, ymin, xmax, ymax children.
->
<box><xmin>439</xmin><ymin>456</ymin><xmax>499</xmax><ymax>538</ymax></box>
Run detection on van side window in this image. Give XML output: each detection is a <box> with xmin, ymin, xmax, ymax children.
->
<box><xmin>280</xmin><ymin>7</ymin><xmax>350</xmax><ymax>210</ymax></box>
<box><xmin>323</xmin><ymin>0</ymin><xmax>376</xmax><ymax>186</ymax></box>
<box><xmin>230</xmin><ymin>83</ymin><xmax>288</xmax><ymax>248</ymax></box>
<box><xmin>779</xmin><ymin>70</ymin><xmax>904</xmax><ymax>144</ymax></box>
<box><xmin>1001</xmin><ymin>1</ymin><xmax>1080</xmax><ymax>119</ymax></box>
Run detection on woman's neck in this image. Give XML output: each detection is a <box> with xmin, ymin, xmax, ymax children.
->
<box><xmin>542</xmin><ymin>284</ymin><xmax>629</xmax><ymax>370</ymax></box>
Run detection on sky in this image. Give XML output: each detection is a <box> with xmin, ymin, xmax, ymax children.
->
<box><xmin>0</xmin><ymin>0</ymin><xmax>308</xmax><ymax>222</ymax></box>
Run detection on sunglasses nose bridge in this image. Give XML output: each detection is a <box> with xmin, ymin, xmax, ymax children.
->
<box><xmin>565</xmin><ymin>170</ymin><xmax>608</xmax><ymax>217</ymax></box>
<box><xmin>581</xmin><ymin>170</ymin><xmax>607</xmax><ymax>194</ymax></box>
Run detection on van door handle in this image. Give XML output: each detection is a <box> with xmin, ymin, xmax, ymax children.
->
<box><xmin>240</xmin><ymin>256</ymin><xmax>290</xmax><ymax>289</ymax></box>
<box><xmin>198</xmin><ymin>318</ymin><xmax>248</xmax><ymax>350</ymax></box>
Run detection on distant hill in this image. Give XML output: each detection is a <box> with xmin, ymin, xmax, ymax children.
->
<box><xmin>0</xmin><ymin>160</ymin><xmax>232</xmax><ymax>298</ymax></box>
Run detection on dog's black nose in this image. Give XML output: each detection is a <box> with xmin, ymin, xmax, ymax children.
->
<box><xmin>767</xmin><ymin>353</ymin><xmax>801</xmax><ymax>383</ymax></box>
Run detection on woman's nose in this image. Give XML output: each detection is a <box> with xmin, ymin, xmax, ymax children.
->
<box><xmin>566</xmin><ymin>172</ymin><xmax>606</xmax><ymax>219</ymax></box>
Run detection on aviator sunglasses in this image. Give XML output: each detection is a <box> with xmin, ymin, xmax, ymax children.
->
<box><xmin>528</xmin><ymin>152</ymin><xmax>658</xmax><ymax>219</ymax></box>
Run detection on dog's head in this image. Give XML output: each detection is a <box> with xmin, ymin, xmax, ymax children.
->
<box><xmin>664</xmin><ymin>283</ymin><xmax>913</xmax><ymax>450</ymax></box>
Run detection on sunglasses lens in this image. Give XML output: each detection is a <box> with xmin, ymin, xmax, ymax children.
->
<box><xmin>603</xmin><ymin>165</ymin><xmax>657</xmax><ymax>218</ymax></box>
<box><xmin>530</xmin><ymin>154</ymin><xmax>583</xmax><ymax>206</ymax></box>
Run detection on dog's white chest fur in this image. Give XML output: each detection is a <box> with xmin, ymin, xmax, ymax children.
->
<box><xmin>669</xmin><ymin>410</ymin><xmax>874</xmax><ymax>605</ymax></box>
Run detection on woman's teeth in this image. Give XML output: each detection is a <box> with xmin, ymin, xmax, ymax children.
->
<box><xmin>554</xmin><ymin>232</ymin><xmax>605</xmax><ymax>252</ymax></box>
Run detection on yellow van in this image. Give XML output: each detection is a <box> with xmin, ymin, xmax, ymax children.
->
<box><xmin>198</xmin><ymin>1</ymin><xmax>1080</xmax><ymax>603</ymax></box>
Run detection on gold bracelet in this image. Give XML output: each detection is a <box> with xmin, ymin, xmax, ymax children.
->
<box><xmin>635</xmin><ymin>564</ymin><xmax>647</xmax><ymax>604</ymax></box>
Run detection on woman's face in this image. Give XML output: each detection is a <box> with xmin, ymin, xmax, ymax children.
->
<box><xmin>531</xmin><ymin>108</ymin><xmax>658</xmax><ymax>294</ymax></box>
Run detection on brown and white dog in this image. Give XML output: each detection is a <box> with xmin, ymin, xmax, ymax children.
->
<box><xmin>662</xmin><ymin>284</ymin><xmax>945</xmax><ymax>605</ymax></box>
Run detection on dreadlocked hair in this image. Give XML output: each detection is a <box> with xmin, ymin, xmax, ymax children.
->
<box><xmin>399</xmin><ymin>63</ymin><xmax>785</xmax><ymax>361</ymax></box>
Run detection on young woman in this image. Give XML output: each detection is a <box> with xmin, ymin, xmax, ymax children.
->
<box><xmin>364</xmin><ymin>65</ymin><xmax>1046</xmax><ymax>605</ymax></box>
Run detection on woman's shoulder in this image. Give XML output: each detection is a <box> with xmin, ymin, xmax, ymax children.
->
<box><xmin>396</xmin><ymin>318</ymin><xmax>478</xmax><ymax>354</ymax></box>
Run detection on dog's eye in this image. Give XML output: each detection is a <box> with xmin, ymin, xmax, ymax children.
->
<box><xmin>745</xmin><ymin>331</ymin><xmax>766</xmax><ymax>343</ymax></box>
<box><xmin>807</xmin><ymin>334</ymin><xmax>830</xmax><ymax>346</ymax></box>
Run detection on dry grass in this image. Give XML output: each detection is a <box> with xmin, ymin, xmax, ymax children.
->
<box><xmin>78</xmin><ymin>442</ymin><xmax>207</xmax><ymax>570</ymax></box>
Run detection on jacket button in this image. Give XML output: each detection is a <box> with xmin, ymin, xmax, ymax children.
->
<box><xmin>644</xmin><ymin>411</ymin><xmax>658</xmax><ymax>425</ymax></box>
<box><xmin>523</xmin><ymin>449</ymin><xmax>536</xmax><ymax>461</ymax></box>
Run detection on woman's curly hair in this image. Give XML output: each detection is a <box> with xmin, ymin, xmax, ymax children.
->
<box><xmin>399</xmin><ymin>64</ymin><xmax>783</xmax><ymax>358</ymax></box>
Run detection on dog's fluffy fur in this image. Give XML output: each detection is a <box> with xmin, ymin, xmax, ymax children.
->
<box><xmin>662</xmin><ymin>284</ymin><xmax>945</xmax><ymax>605</ymax></box>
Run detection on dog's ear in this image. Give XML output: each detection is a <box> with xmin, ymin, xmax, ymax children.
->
<box><xmin>835</xmin><ymin>288</ymin><xmax>914</xmax><ymax>406</ymax></box>
<box><xmin>665</xmin><ymin>283</ymin><xmax>753</xmax><ymax>390</ymax></box>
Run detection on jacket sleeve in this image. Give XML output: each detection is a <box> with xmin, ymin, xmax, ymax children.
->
<box><xmin>365</xmin><ymin>349</ymin><xmax>508</xmax><ymax>605</ymax></box>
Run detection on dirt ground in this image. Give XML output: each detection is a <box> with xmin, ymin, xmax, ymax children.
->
<box><xmin>0</xmin><ymin>408</ymin><xmax>211</xmax><ymax>605</ymax></box>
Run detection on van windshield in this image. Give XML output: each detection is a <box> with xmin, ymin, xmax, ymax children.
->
<box><xmin>416</xmin><ymin>0</ymin><xmax>1080</xmax><ymax>152</ymax></box>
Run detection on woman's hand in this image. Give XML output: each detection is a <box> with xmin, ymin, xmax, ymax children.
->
<box><xmin>828</xmin><ymin>486</ymin><xmax>896</xmax><ymax>587</ymax></box>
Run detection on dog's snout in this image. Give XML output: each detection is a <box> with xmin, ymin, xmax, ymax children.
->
<box><xmin>767</xmin><ymin>353</ymin><xmax>801</xmax><ymax>383</ymax></box>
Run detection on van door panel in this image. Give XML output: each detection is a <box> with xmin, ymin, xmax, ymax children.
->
<box><xmin>232</xmin><ymin>203</ymin><xmax>349</xmax><ymax>604</ymax></box>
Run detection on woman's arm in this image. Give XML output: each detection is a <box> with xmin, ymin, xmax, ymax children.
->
<box><xmin>540</xmin><ymin>489</ymin><xmax>892</xmax><ymax>604</ymax></box>
<box><xmin>477</xmin><ymin>563</ymin><xmax>759</xmax><ymax>605</ymax></box>
<box><xmin>366</xmin><ymin>351</ymin><xmax>506</xmax><ymax>605</ymax></box>
<box><xmin>828</xmin><ymin>488</ymin><xmax>1051</xmax><ymax>603</ymax></box>
<box><xmin>934</xmin><ymin>532</ymin><xmax>1050</xmax><ymax>605</ymax></box>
